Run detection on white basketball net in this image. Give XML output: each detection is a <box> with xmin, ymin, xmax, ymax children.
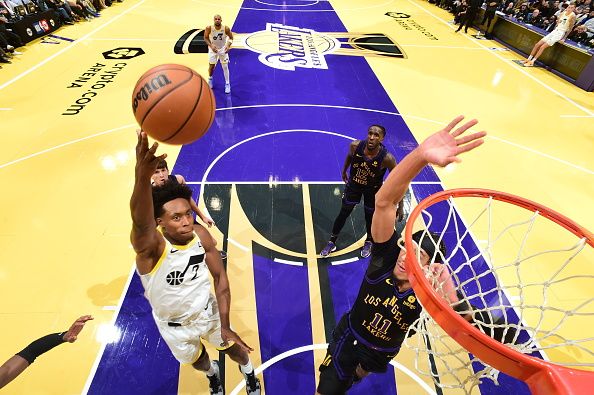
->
<box><xmin>401</xmin><ymin>193</ymin><xmax>594</xmax><ymax>394</ymax></box>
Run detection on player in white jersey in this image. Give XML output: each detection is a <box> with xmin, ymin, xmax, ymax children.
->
<box><xmin>523</xmin><ymin>3</ymin><xmax>576</xmax><ymax>67</ymax></box>
<box><xmin>204</xmin><ymin>14</ymin><xmax>234</xmax><ymax>94</ymax></box>
<box><xmin>131</xmin><ymin>131</ymin><xmax>260</xmax><ymax>395</ymax></box>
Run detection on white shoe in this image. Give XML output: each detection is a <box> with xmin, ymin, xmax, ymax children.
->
<box><xmin>7</xmin><ymin>45</ymin><xmax>14</xmax><ymax>51</ymax></box>
<box><xmin>13</xmin><ymin>51</ymin><xmax>22</xmax><ymax>55</ymax></box>
<box><xmin>225</xmin><ymin>83</ymin><xmax>231</xmax><ymax>94</ymax></box>
<box><xmin>208</xmin><ymin>77</ymin><xmax>213</xmax><ymax>88</ymax></box>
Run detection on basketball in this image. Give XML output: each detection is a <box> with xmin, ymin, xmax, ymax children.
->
<box><xmin>131</xmin><ymin>64</ymin><xmax>216</xmax><ymax>145</ymax></box>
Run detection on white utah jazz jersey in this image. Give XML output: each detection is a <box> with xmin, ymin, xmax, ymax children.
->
<box><xmin>140</xmin><ymin>233</ymin><xmax>211</xmax><ymax>322</ymax></box>
<box><xmin>209</xmin><ymin>25</ymin><xmax>228</xmax><ymax>50</ymax></box>
<box><xmin>556</xmin><ymin>12</ymin><xmax>574</xmax><ymax>33</ymax></box>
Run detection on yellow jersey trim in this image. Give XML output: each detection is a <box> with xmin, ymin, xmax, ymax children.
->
<box><xmin>183</xmin><ymin>341</ymin><xmax>204</xmax><ymax>365</ymax></box>
<box><xmin>171</xmin><ymin>233</ymin><xmax>199</xmax><ymax>250</ymax></box>
<box><xmin>148</xmin><ymin>242</ymin><xmax>168</xmax><ymax>275</ymax></box>
<box><xmin>216</xmin><ymin>340</ymin><xmax>235</xmax><ymax>351</ymax></box>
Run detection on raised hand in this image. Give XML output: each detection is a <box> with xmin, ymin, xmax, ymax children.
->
<box><xmin>62</xmin><ymin>315</ymin><xmax>94</xmax><ymax>343</ymax></box>
<box><xmin>426</xmin><ymin>263</ymin><xmax>458</xmax><ymax>305</ymax></box>
<box><xmin>420</xmin><ymin>116</ymin><xmax>486</xmax><ymax>167</ymax></box>
<box><xmin>135</xmin><ymin>130</ymin><xmax>167</xmax><ymax>179</ymax></box>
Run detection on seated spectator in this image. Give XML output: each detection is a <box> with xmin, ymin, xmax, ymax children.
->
<box><xmin>503</xmin><ymin>1</ymin><xmax>516</xmax><ymax>15</ymax></box>
<box><xmin>579</xmin><ymin>9</ymin><xmax>594</xmax><ymax>29</ymax></box>
<box><xmin>514</xmin><ymin>3</ymin><xmax>531</xmax><ymax>21</ymax></box>
<box><xmin>546</xmin><ymin>0</ymin><xmax>561</xmax><ymax>18</ymax></box>
<box><xmin>45</xmin><ymin>0</ymin><xmax>75</xmax><ymax>24</ymax></box>
<box><xmin>0</xmin><ymin>44</ymin><xmax>10</xmax><ymax>64</ymax></box>
<box><xmin>574</xmin><ymin>5</ymin><xmax>588</xmax><ymax>22</ymax></box>
<box><xmin>526</xmin><ymin>8</ymin><xmax>546</xmax><ymax>25</ymax></box>
<box><xmin>543</xmin><ymin>14</ymin><xmax>558</xmax><ymax>31</ymax></box>
<box><xmin>554</xmin><ymin>2</ymin><xmax>569</xmax><ymax>18</ymax></box>
<box><xmin>535</xmin><ymin>0</ymin><xmax>551</xmax><ymax>15</ymax></box>
<box><xmin>92</xmin><ymin>0</ymin><xmax>107</xmax><ymax>10</ymax></box>
<box><xmin>0</xmin><ymin>13</ymin><xmax>23</xmax><ymax>49</ymax></box>
<box><xmin>0</xmin><ymin>0</ymin><xmax>19</xmax><ymax>20</ymax></box>
<box><xmin>567</xmin><ymin>23</ymin><xmax>591</xmax><ymax>42</ymax></box>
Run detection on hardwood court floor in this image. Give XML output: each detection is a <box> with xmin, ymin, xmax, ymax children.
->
<box><xmin>0</xmin><ymin>0</ymin><xmax>592</xmax><ymax>394</ymax></box>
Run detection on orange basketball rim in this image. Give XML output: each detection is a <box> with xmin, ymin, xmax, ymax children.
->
<box><xmin>404</xmin><ymin>188</ymin><xmax>594</xmax><ymax>395</ymax></box>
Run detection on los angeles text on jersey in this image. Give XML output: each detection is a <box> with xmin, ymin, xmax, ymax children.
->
<box><xmin>351</xmin><ymin>160</ymin><xmax>379</xmax><ymax>186</ymax></box>
<box><xmin>361</xmin><ymin>293</ymin><xmax>416</xmax><ymax>341</ymax></box>
<box><xmin>246</xmin><ymin>23</ymin><xmax>340</xmax><ymax>71</ymax></box>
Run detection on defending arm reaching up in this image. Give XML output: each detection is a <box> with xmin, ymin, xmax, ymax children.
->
<box><xmin>372</xmin><ymin>116</ymin><xmax>486</xmax><ymax>244</ymax></box>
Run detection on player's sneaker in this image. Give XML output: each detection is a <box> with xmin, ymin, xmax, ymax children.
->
<box><xmin>208</xmin><ymin>77</ymin><xmax>213</xmax><ymax>88</ymax></box>
<box><xmin>361</xmin><ymin>241</ymin><xmax>373</xmax><ymax>258</ymax></box>
<box><xmin>207</xmin><ymin>360</ymin><xmax>224</xmax><ymax>395</ymax></box>
<box><xmin>241</xmin><ymin>369</ymin><xmax>261</xmax><ymax>395</ymax></box>
<box><xmin>320</xmin><ymin>241</ymin><xmax>336</xmax><ymax>257</ymax></box>
<box><xmin>225</xmin><ymin>83</ymin><xmax>231</xmax><ymax>94</ymax></box>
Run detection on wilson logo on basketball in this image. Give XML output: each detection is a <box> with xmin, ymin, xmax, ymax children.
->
<box><xmin>132</xmin><ymin>74</ymin><xmax>173</xmax><ymax>114</ymax></box>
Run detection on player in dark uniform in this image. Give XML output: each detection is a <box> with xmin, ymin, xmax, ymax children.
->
<box><xmin>320</xmin><ymin>125</ymin><xmax>404</xmax><ymax>259</ymax></box>
<box><xmin>151</xmin><ymin>159</ymin><xmax>229</xmax><ymax>260</ymax></box>
<box><xmin>316</xmin><ymin>116</ymin><xmax>486</xmax><ymax>394</ymax></box>
<box><xmin>151</xmin><ymin>159</ymin><xmax>214</xmax><ymax>227</ymax></box>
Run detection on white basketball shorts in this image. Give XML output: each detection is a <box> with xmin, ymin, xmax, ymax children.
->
<box><xmin>154</xmin><ymin>293</ymin><xmax>233</xmax><ymax>364</ymax></box>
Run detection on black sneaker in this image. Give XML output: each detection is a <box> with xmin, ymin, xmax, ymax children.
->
<box><xmin>207</xmin><ymin>360</ymin><xmax>224</xmax><ymax>395</ymax></box>
<box><xmin>239</xmin><ymin>367</ymin><xmax>261</xmax><ymax>395</ymax></box>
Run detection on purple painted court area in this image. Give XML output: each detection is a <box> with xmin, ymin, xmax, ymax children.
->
<box><xmin>88</xmin><ymin>274</ymin><xmax>180</xmax><ymax>395</ymax></box>
<box><xmin>252</xmin><ymin>250</ymin><xmax>316</xmax><ymax>394</ymax></box>
<box><xmin>176</xmin><ymin>105</ymin><xmax>438</xmax><ymax>184</ymax></box>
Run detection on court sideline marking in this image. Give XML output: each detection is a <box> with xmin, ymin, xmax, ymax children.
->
<box><xmin>0</xmin><ymin>0</ymin><xmax>149</xmax><ymax>92</ymax></box>
<box><xmin>405</xmin><ymin>0</ymin><xmax>594</xmax><ymax>117</ymax></box>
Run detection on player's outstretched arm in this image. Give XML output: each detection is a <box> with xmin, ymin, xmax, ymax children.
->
<box><xmin>177</xmin><ymin>175</ymin><xmax>215</xmax><ymax>227</ymax></box>
<box><xmin>198</xmin><ymin>225</ymin><xmax>253</xmax><ymax>353</ymax></box>
<box><xmin>130</xmin><ymin>130</ymin><xmax>166</xmax><ymax>274</ymax></box>
<box><xmin>372</xmin><ymin>116</ymin><xmax>486</xmax><ymax>243</ymax></box>
<box><xmin>0</xmin><ymin>315</ymin><xmax>94</xmax><ymax>389</ymax></box>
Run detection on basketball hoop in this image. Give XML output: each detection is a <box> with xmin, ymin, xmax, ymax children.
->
<box><xmin>403</xmin><ymin>188</ymin><xmax>594</xmax><ymax>394</ymax></box>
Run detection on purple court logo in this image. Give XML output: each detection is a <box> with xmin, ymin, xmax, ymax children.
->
<box><xmin>174</xmin><ymin>26</ymin><xmax>406</xmax><ymax>68</ymax></box>
<box><xmin>243</xmin><ymin>23</ymin><xmax>340</xmax><ymax>71</ymax></box>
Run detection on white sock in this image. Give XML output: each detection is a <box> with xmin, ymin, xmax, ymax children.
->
<box><xmin>240</xmin><ymin>360</ymin><xmax>253</xmax><ymax>375</ymax></box>
<box><xmin>206</xmin><ymin>361</ymin><xmax>217</xmax><ymax>377</ymax></box>
<box><xmin>527</xmin><ymin>55</ymin><xmax>533</xmax><ymax>61</ymax></box>
<box><xmin>222</xmin><ymin>63</ymin><xmax>230</xmax><ymax>84</ymax></box>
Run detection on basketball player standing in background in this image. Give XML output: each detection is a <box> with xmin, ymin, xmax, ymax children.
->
<box><xmin>204</xmin><ymin>14</ymin><xmax>233</xmax><ymax>94</ymax></box>
<box><xmin>131</xmin><ymin>131</ymin><xmax>260</xmax><ymax>395</ymax></box>
<box><xmin>319</xmin><ymin>125</ymin><xmax>403</xmax><ymax>259</ymax></box>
